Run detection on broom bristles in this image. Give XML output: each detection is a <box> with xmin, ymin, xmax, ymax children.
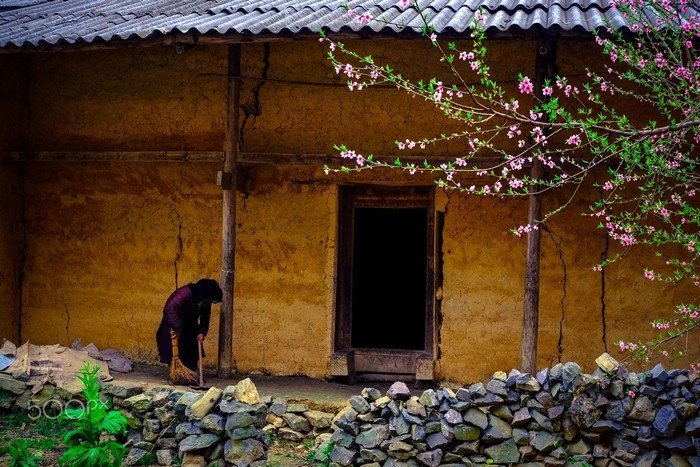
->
<box><xmin>169</xmin><ymin>356</ymin><xmax>198</xmax><ymax>385</ymax></box>
<box><xmin>169</xmin><ymin>334</ymin><xmax>198</xmax><ymax>385</ymax></box>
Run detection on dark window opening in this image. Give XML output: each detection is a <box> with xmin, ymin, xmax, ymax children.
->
<box><xmin>351</xmin><ymin>207</ymin><xmax>428</xmax><ymax>350</ymax></box>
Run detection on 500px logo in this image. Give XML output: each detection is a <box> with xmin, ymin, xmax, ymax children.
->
<box><xmin>27</xmin><ymin>398</ymin><xmax>109</xmax><ymax>421</ymax></box>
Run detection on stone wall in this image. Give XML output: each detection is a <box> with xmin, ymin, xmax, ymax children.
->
<box><xmin>324</xmin><ymin>357</ymin><xmax>699</xmax><ymax>466</ymax></box>
<box><xmin>0</xmin><ymin>374</ymin><xmax>337</xmax><ymax>466</ymax></box>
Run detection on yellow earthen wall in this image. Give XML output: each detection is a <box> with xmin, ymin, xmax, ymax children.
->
<box><xmin>0</xmin><ymin>53</ymin><xmax>28</xmax><ymax>343</ymax></box>
<box><xmin>2</xmin><ymin>39</ymin><xmax>696</xmax><ymax>382</ymax></box>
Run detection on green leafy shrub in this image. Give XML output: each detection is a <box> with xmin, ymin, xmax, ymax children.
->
<box><xmin>6</xmin><ymin>439</ymin><xmax>41</xmax><ymax>467</ymax></box>
<box><xmin>58</xmin><ymin>363</ymin><xmax>128</xmax><ymax>467</ymax></box>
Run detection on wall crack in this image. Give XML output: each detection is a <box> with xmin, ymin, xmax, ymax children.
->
<box><xmin>16</xmin><ymin>165</ymin><xmax>28</xmax><ymax>342</ymax></box>
<box><xmin>239</xmin><ymin>43</ymin><xmax>270</xmax><ymax>151</ymax></box>
<box><xmin>600</xmin><ymin>231</ymin><xmax>610</xmax><ymax>352</ymax></box>
<box><xmin>170</xmin><ymin>204</ymin><xmax>183</xmax><ymax>290</ymax></box>
<box><xmin>542</xmin><ymin>225</ymin><xmax>567</xmax><ymax>363</ymax></box>
<box><xmin>593</xmin><ymin>172</ymin><xmax>610</xmax><ymax>352</ymax></box>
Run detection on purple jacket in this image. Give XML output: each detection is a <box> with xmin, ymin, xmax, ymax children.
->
<box><xmin>156</xmin><ymin>284</ymin><xmax>211</xmax><ymax>366</ymax></box>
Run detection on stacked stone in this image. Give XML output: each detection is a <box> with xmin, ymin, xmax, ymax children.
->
<box><xmin>102</xmin><ymin>378</ymin><xmax>335</xmax><ymax>467</ymax></box>
<box><xmin>325</xmin><ymin>356</ymin><xmax>700</xmax><ymax>467</ymax></box>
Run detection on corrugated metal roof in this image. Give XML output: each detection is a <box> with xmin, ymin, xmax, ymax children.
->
<box><xmin>0</xmin><ymin>0</ymin><xmax>695</xmax><ymax>48</ymax></box>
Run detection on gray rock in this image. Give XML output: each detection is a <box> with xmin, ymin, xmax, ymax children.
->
<box><xmin>282</xmin><ymin>412</ymin><xmax>311</xmax><ymax>433</ymax></box>
<box><xmin>485</xmin><ymin>439</ymin><xmax>520</xmax><ymax>463</ymax></box>
<box><xmin>201</xmin><ymin>414</ymin><xmax>226</xmax><ymax>435</ymax></box>
<box><xmin>223</xmin><ymin>438</ymin><xmax>265</xmax><ymax>467</ymax></box>
<box><xmin>415</xmin><ymin>449</ymin><xmax>442</xmax><ymax>467</ymax></box>
<box><xmin>269</xmin><ymin>397</ymin><xmax>287</xmax><ymax>416</ymax></box>
<box><xmin>562</xmin><ymin>362</ymin><xmax>581</xmax><ymax>387</ymax></box>
<box><xmin>444</xmin><ymin>409</ymin><xmax>462</xmax><ymax>424</ymax></box>
<box><xmin>123</xmin><ymin>393</ymin><xmax>152</xmax><ymax>412</ymax></box>
<box><xmin>179</xmin><ymin>434</ymin><xmax>220</xmax><ymax>452</ymax></box>
<box><xmin>226</xmin><ymin>412</ymin><xmax>255</xmax><ymax>430</ymax></box>
<box><xmin>513</xmin><ymin>427</ymin><xmax>529</xmax><ymax>445</ymax></box>
<box><xmin>516</xmin><ymin>375</ymin><xmax>541</xmax><ymax>392</ymax></box>
<box><xmin>591</xmin><ymin>419</ymin><xmax>624</xmax><ymax>432</ymax></box>
<box><xmin>453</xmin><ymin>424</ymin><xmax>480</xmax><ymax>441</ymax></box>
<box><xmin>103</xmin><ymin>382</ymin><xmax>143</xmax><ymax>398</ymax></box>
<box><xmin>420</xmin><ymin>389</ymin><xmax>440</xmax><ymax>408</ymax></box>
<box><xmin>356</xmin><ymin>424</ymin><xmax>389</xmax><ymax>449</ymax></box>
<box><xmin>330</xmin><ymin>429</ymin><xmax>355</xmax><ymax>448</ymax></box>
<box><xmin>229</xmin><ymin>426</ymin><xmax>259</xmax><ymax>440</ymax></box>
<box><xmin>330</xmin><ymin>445</ymin><xmax>356</xmax><ymax>466</ymax></box>
<box><xmin>513</xmin><ymin>407</ymin><xmax>533</xmax><ymax>426</ymax></box>
<box><xmin>387</xmin><ymin>382</ymin><xmax>411</xmax><ymax>401</ymax></box>
<box><xmin>654</xmin><ymin>405</ymin><xmax>683</xmax><ymax>437</ymax></box>
<box><xmin>156</xmin><ymin>449</ymin><xmax>178</xmax><ymax>466</ymax></box>
<box><xmin>486</xmin><ymin>379</ymin><xmax>508</xmax><ymax>397</ymax></box>
<box><xmin>286</xmin><ymin>403</ymin><xmax>308</xmax><ymax>413</ymax></box>
<box><xmin>531</xmin><ymin>409</ymin><xmax>553</xmax><ymax>432</ymax></box>
<box><xmin>569</xmin><ymin>395</ymin><xmax>600</xmax><ymax>428</ymax></box>
<box><xmin>530</xmin><ymin>430</ymin><xmax>559</xmax><ymax>453</ymax></box>
<box><xmin>124</xmin><ymin>448</ymin><xmax>150</xmax><ymax>466</ymax></box>
<box><xmin>426</xmin><ymin>432</ymin><xmax>448</xmax><ymax>449</ymax></box>
<box><xmin>686</xmin><ymin>415</ymin><xmax>700</xmax><ymax>436</ymax></box>
<box><xmin>100</xmin><ymin>348</ymin><xmax>133</xmax><ymax>373</ymax></box>
<box><xmin>482</xmin><ymin>413</ymin><xmax>512</xmax><ymax>442</ymax></box>
<box><xmin>629</xmin><ymin>396</ymin><xmax>656</xmax><ymax>423</ymax></box>
<box><xmin>276</xmin><ymin>427</ymin><xmax>304</xmax><ymax>442</ymax></box>
<box><xmin>463</xmin><ymin>408</ymin><xmax>488</xmax><ymax>429</ymax></box>
<box><xmin>176</xmin><ymin>422</ymin><xmax>204</xmax><ymax>441</ymax></box>
<box><xmin>469</xmin><ymin>382</ymin><xmax>487</xmax><ymax>397</ymax></box>
<box><xmin>360</xmin><ymin>448</ymin><xmax>388</xmax><ymax>462</ymax></box>
<box><xmin>349</xmin><ymin>395</ymin><xmax>371</xmax><ymax>414</ymax></box>
<box><xmin>304</xmin><ymin>410</ymin><xmax>334</xmax><ymax>429</ymax></box>
<box><xmin>390</xmin><ymin>414</ymin><xmax>410</xmax><ymax>435</ymax></box>
<box><xmin>405</xmin><ymin>396</ymin><xmax>427</xmax><ymax>417</ymax></box>
<box><xmin>143</xmin><ymin>418</ymin><xmax>161</xmax><ymax>433</ymax></box>
<box><xmin>362</xmin><ymin>387</ymin><xmax>382</xmax><ymax>401</ymax></box>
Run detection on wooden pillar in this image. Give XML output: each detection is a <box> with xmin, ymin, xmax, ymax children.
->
<box><xmin>218</xmin><ymin>44</ymin><xmax>241</xmax><ymax>378</ymax></box>
<box><xmin>520</xmin><ymin>40</ymin><xmax>552</xmax><ymax>374</ymax></box>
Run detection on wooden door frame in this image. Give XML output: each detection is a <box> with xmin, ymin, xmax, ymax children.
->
<box><xmin>333</xmin><ymin>185</ymin><xmax>437</xmax><ymax>375</ymax></box>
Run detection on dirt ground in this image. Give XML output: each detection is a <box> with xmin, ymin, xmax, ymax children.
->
<box><xmin>116</xmin><ymin>363</ymin><xmax>391</xmax><ymax>411</ymax></box>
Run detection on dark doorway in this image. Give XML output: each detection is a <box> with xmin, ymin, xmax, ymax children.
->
<box><xmin>351</xmin><ymin>208</ymin><xmax>427</xmax><ymax>349</ymax></box>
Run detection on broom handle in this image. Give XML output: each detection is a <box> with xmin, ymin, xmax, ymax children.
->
<box><xmin>171</xmin><ymin>335</ymin><xmax>180</xmax><ymax>359</ymax></box>
<box><xmin>198</xmin><ymin>340</ymin><xmax>204</xmax><ymax>386</ymax></box>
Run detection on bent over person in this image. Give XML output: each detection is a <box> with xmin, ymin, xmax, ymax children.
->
<box><xmin>156</xmin><ymin>278</ymin><xmax>223</xmax><ymax>372</ymax></box>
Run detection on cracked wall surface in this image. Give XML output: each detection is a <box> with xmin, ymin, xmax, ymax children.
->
<box><xmin>20</xmin><ymin>162</ymin><xmax>223</xmax><ymax>364</ymax></box>
<box><xmin>2</xmin><ymin>40</ymin><xmax>698</xmax><ymax>381</ymax></box>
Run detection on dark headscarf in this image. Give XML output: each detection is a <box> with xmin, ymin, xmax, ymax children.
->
<box><xmin>188</xmin><ymin>279</ymin><xmax>223</xmax><ymax>303</ymax></box>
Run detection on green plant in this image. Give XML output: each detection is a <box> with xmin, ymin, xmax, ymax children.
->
<box><xmin>33</xmin><ymin>415</ymin><xmax>74</xmax><ymax>437</ymax></box>
<box><xmin>307</xmin><ymin>440</ymin><xmax>334</xmax><ymax>467</ymax></box>
<box><xmin>58</xmin><ymin>362</ymin><xmax>128</xmax><ymax>467</ymax></box>
<box><xmin>6</xmin><ymin>439</ymin><xmax>41</xmax><ymax>467</ymax></box>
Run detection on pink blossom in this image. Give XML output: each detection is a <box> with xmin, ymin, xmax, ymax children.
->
<box><xmin>429</xmin><ymin>33</ymin><xmax>437</xmax><ymax>42</ymax></box>
<box><xmin>644</xmin><ymin>270</ymin><xmax>656</xmax><ymax>280</ymax></box>
<box><xmin>603</xmin><ymin>181</ymin><xmax>613</xmax><ymax>191</ymax></box>
<box><xmin>542</xmin><ymin>86</ymin><xmax>553</xmax><ymax>96</ymax></box>
<box><xmin>566</xmin><ymin>134</ymin><xmax>581</xmax><ymax>146</ymax></box>
<box><xmin>628</xmin><ymin>390</ymin><xmax>636</xmax><ymax>398</ymax></box>
<box><xmin>518</xmin><ymin>76</ymin><xmax>534</xmax><ymax>94</ymax></box>
<box><xmin>398</xmin><ymin>0</ymin><xmax>410</xmax><ymax>8</ymax></box>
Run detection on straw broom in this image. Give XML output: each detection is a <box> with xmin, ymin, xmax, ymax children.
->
<box><xmin>169</xmin><ymin>334</ymin><xmax>198</xmax><ymax>385</ymax></box>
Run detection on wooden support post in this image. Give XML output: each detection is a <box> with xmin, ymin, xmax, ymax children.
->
<box><xmin>218</xmin><ymin>44</ymin><xmax>241</xmax><ymax>379</ymax></box>
<box><xmin>521</xmin><ymin>40</ymin><xmax>553</xmax><ymax>374</ymax></box>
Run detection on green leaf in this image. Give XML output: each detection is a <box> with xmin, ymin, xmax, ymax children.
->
<box><xmin>100</xmin><ymin>411</ymin><xmax>127</xmax><ymax>435</ymax></box>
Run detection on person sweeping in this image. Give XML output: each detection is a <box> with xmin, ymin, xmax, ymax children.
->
<box><xmin>156</xmin><ymin>278</ymin><xmax>222</xmax><ymax>385</ymax></box>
